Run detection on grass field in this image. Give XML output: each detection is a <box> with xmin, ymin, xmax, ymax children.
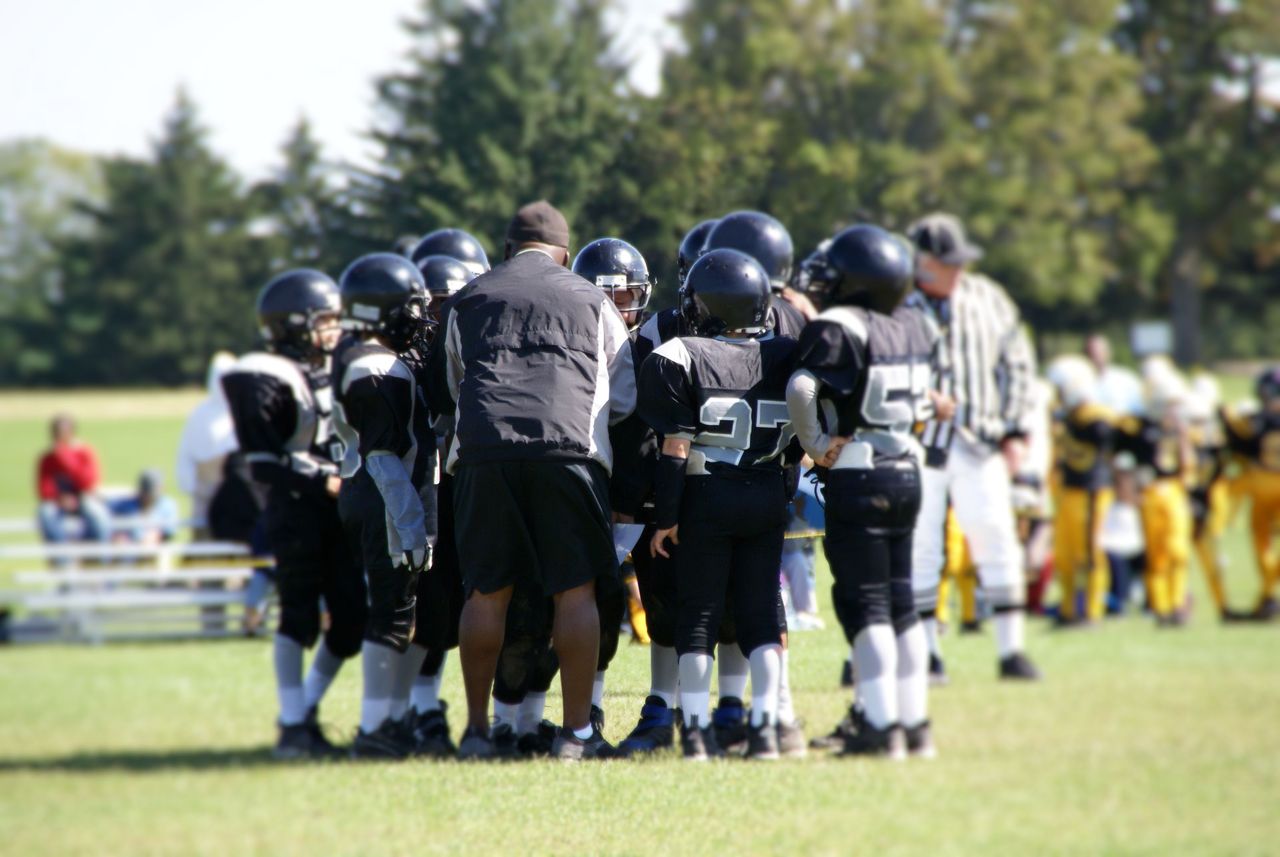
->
<box><xmin>1</xmin><ymin>386</ymin><xmax>1278</xmax><ymax>856</ymax></box>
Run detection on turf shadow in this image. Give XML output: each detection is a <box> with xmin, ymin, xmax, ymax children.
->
<box><xmin>0</xmin><ymin>746</ymin><xmax>300</xmax><ymax>774</ymax></box>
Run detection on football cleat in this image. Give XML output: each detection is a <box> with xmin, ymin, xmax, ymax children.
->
<box><xmin>411</xmin><ymin>701</ymin><xmax>456</xmax><ymax>757</ymax></box>
<box><xmin>837</xmin><ymin>706</ymin><xmax>906</xmax><ymax>760</ymax></box>
<box><xmin>905</xmin><ymin>721</ymin><xmax>937</xmax><ymax>759</ymax></box>
<box><xmin>272</xmin><ymin>722</ymin><xmax>318</xmax><ymax>761</ymax></box>
<box><xmin>776</xmin><ymin>719</ymin><xmax>808</xmax><ymax>758</ymax></box>
<box><xmin>490</xmin><ymin>722</ymin><xmax>521</xmax><ymax>759</ymax></box>
<box><xmin>303</xmin><ymin>706</ymin><xmax>343</xmax><ymax>759</ymax></box>
<box><xmin>809</xmin><ymin>711</ymin><xmax>853</xmax><ymax>752</ymax></box>
<box><xmin>680</xmin><ymin>715</ymin><xmax>723</xmax><ymax>761</ymax></box>
<box><xmin>998</xmin><ymin>652</ymin><xmax>1042</xmax><ymax>681</ymax></box>
<box><xmin>457</xmin><ymin>726</ymin><xmax>496</xmax><ymax>761</ymax></box>
<box><xmin>747</xmin><ymin>716</ymin><xmax>780</xmax><ymax>761</ymax></box>
<box><xmin>711</xmin><ymin>696</ymin><xmax>749</xmax><ymax>756</ymax></box>
<box><xmin>351</xmin><ymin>718</ymin><xmax>413</xmax><ymax>760</ymax></box>
<box><xmin>616</xmin><ymin>695</ymin><xmax>676</xmax><ymax>757</ymax></box>
<box><xmin>516</xmin><ymin>720</ymin><xmax>559</xmax><ymax>757</ymax></box>
<box><xmin>551</xmin><ymin>725</ymin><xmax>615</xmax><ymax>761</ymax></box>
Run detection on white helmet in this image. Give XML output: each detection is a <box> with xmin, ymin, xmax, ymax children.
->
<box><xmin>1146</xmin><ymin>369</ymin><xmax>1188</xmax><ymax>421</ymax></box>
<box><xmin>1047</xmin><ymin>355</ymin><xmax>1098</xmax><ymax>410</ymax></box>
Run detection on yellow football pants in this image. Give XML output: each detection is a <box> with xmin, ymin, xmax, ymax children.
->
<box><xmin>1192</xmin><ymin>479</ymin><xmax>1231</xmax><ymax>612</ymax></box>
<box><xmin>1141</xmin><ymin>479</ymin><xmax>1192</xmax><ymax>619</ymax></box>
<box><xmin>1243</xmin><ymin>471</ymin><xmax>1280</xmax><ymax>607</ymax></box>
<box><xmin>1054</xmin><ymin>488</ymin><xmax>1113</xmax><ymax>622</ymax></box>
<box><xmin>937</xmin><ymin>508</ymin><xmax>979</xmax><ymax>626</ymax></box>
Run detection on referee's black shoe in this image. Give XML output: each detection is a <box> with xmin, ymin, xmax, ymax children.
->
<box><xmin>998</xmin><ymin>652</ymin><xmax>1042</xmax><ymax>681</ymax></box>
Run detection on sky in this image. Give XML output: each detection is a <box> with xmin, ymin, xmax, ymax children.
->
<box><xmin>0</xmin><ymin>0</ymin><xmax>684</xmax><ymax>179</ymax></box>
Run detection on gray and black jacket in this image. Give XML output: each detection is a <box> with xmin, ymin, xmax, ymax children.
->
<box><xmin>439</xmin><ymin>250</ymin><xmax>636</xmax><ymax>474</ymax></box>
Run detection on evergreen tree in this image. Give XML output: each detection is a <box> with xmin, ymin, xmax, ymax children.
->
<box><xmin>252</xmin><ymin>117</ymin><xmax>346</xmax><ymax>273</ymax></box>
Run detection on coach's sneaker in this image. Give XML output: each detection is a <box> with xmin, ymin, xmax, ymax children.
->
<box><xmin>928</xmin><ymin>654</ymin><xmax>949</xmax><ymax>687</ymax></box>
<box><xmin>457</xmin><ymin>726</ymin><xmax>496</xmax><ymax>761</ymax></box>
<box><xmin>517</xmin><ymin>720</ymin><xmax>559</xmax><ymax>757</ymax></box>
<box><xmin>680</xmin><ymin>715</ymin><xmax>723</xmax><ymax>761</ymax></box>
<box><xmin>551</xmin><ymin>725</ymin><xmax>615</xmax><ymax>761</ymax></box>
<box><xmin>711</xmin><ymin>696</ymin><xmax>748</xmax><ymax>756</ymax></box>
<box><xmin>490</xmin><ymin>722</ymin><xmax>521</xmax><ymax>759</ymax></box>
<box><xmin>837</xmin><ymin>706</ymin><xmax>906</xmax><ymax>760</ymax></box>
<box><xmin>411</xmin><ymin>703</ymin><xmax>455</xmax><ymax>758</ymax></box>
<box><xmin>272</xmin><ymin>721</ymin><xmax>316</xmax><ymax>761</ymax></box>
<box><xmin>747</xmin><ymin>716</ymin><xmax>780</xmax><ymax>761</ymax></box>
<box><xmin>998</xmin><ymin>652</ymin><xmax>1042</xmax><ymax>681</ymax></box>
<box><xmin>351</xmin><ymin>718</ymin><xmax>412</xmax><ymax>760</ymax></box>
<box><xmin>303</xmin><ymin>706</ymin><xmax>344</xmax><ymax>759</ymax></box>
<box><xmin>776</xmin><ymin>719</ymin><xmax>808</xmax><ymax>758</ymax></box>
<box><xmin>616</xmin><ymin>696</ymin><xmax>676</xmax><ymax>757</ymax></box>
<box><xmin>905</xmin><ymin>721</ymin><xmax>937</xmax><ymax>760</ymax></box>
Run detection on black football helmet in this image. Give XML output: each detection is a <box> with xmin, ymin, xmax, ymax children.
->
<box><xmin>416</xmin><ymin>254</ymin><xmax>477</xmax><ymax>322</ymax></box>
<box><xmin>681</xmin><ymin>248</ymin><xmax>772</xmax><ymax>337</ymax></box>
<box><xmin>792</xmin><ymin>238</ymin><xmax>834</xmax><ymax>300</ymax></box>
<box><xmin>572</xmin><ymin>238</ymin><xmax>654</xmax><ymax>324</ymax></box>
<box><xmin>816</xmin><ymin>225</ymin><xmax>915</xmax><ymax>314</ymax></box>
<box><xmin>677</xmin><ymin>219</ymin><xmax>719</xmax><ymax>287</ymax></box>
<box><xmin>256</xmin><ymin>269</ymin><xmax>342</xmax><ymax>361</ymax></box>
<box><xmin>338</xmin><ymin>253</ymin><xmax>429</xmax><ymax>354</ymax></box>
<box><xmin>409</xmin><ymin>229</ymin><xmax>491</xmax><ymax>277</ymax></box>
<box><xmin>1257</xmin><ymin>365</ymin><xmax>1280</xmax><ymax>408</ymax></box>
<box><xmin>703</xmin><ymin>211</ymin><xmax>793</xmax><ymax>292</ymax></box>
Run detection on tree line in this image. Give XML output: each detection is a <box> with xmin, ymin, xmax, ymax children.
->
<box><xmin>1</xmin><ymin>0</ymin><xmax>1277</xmax><ymax>386</ymax></box>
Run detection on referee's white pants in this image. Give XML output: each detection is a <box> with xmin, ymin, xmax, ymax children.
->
<box><xmin>912</xmin><ymin>438</ymin><xmax>1024</xmax><ymax>614</ymax></box>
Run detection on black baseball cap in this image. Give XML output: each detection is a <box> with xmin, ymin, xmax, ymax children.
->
<box><xmin>907</xmin><ymin>212</ymin><xmax>983</xmax><ymax>266</ymax></box>
<box><xmin>506</xmin><ymin>200</ymin><xmax>570</xmax><ymax>248</ymax></box>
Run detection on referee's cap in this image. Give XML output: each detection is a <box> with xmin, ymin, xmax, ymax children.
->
<box><xmin>907</xmin><ymin>212</ymin><xmax>983</xmax><ymax>266</ymax></box>
<box><xmin>506</xmin><ymin>200</ymin><xmax>570</xmax><ymax>249</ymax></box>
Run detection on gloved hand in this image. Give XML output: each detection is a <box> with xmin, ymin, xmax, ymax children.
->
<box><xmin>401</xmin><ymin>545</ymin><xmax>430</xmax><ymax>574</ymax></box>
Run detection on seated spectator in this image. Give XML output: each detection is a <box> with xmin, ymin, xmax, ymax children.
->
<box><xmin>177</xmin><ymin>352</ymin><xmax>238</xmax><ymax>539</ymax></box>
<box><xmin>36</xmin><ymin>414</ymin><xmax>110</xmax><ymax>544</ymax></box>
<box><xmin>109</xmin><ymin>470</ymin><xmax>180</xmax><ymax>545</ymax></box>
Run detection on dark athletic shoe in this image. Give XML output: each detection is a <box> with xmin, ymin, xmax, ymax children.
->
<box><xmin>490</xmin><ymin>722</ymin><xmax>521</xmax><ymax>759</ymax></box>
<box><xmin>904</xmin><ymin>720</ymin><xmax>937</xmax><ymax>759</ymax></box>
<box><xmin>303</xmin><ymin>706</ymin><xmax>343</xmax><ymax>759</ymax></box>
<box><xmin>959</xmin><ymin>620</ymin><xmax>984</xmax><ymax>635</ymax></box>
<box><xmin>272</xmin><ymin>722</ymin><xmax>316</xmax><ymax>761</ymax></box>
<box><xmin>616</xmin><ymin>696</ymin><xmax>676</xmax><ymax>757</ymax></box>
<box><xmin>590</xmin><ymin>704</ymin><xmax>606</xmax><ymax>734</ymax></box>
<box><xmin>837</xmin><ymin>706</ymin><xmax>905</xmax><ymax>760</ymax></box>
<box><xmin>810</xmin><ymin>710</ymin><xmax>855</xmax><ymax>752</ymax></box>
<box><xmin>411</xmin><ymin>702</ymin><xmax>455</xmax><ymax>757</ymax></box>
<box><xmin>551</xmin><ymin>725</ymin><xmax>615</xmax><ymax>761</ymax></box>
<box><xmin>351</xmin><ymin>718</ymin><xmax>412</xmax><ymax>760</ymax></box>
<box><xmin>746</xmin><ymin>716</ymin><xmax>780</xmax><ymax>761</ymax></box>
<box><xmin>998</xmin><ymin>652</ymin><xmax>1042</xmax><ymax>681</ymax></box>
<box><xmin>680</xmin><ymin>715</ymin><xmax>723</xmax><ymax>761</ymax></box>
<box><xmin>517</xmin><ymin>720</ymin><xmax>559</xmax><ymax>757</ymax></box>
<box><xmin>711</xmin><ymin>696</ymin><xmax>748</xmax><ymax>756</ymax></box>
<box><xmin>839</xmin><ymin>658</ymin><xmax>854</xmax><ymax>688</ymax></box>
<box><xmin>929</xmin><ymin>654</ymin><xmax>949</xmax><ymax>687</ymax></box>
<box><xmin>457</xmin><ymin>726</ymin><xmax>495</xmax><ymax>761</ymax></box>
<box><xmin>776</xmin><ymin>719</ymin><xmax>808</xmax><ymax>758</ymax></box>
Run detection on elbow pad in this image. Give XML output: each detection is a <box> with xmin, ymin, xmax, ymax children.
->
<box><xmin>653</xmin><ymin>454</ymin><xmax>688</xmax><ymax>530</ymax></box>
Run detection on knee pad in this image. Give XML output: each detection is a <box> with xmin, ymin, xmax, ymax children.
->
<box><xmin>833</xmin><ymin>575</ymin><xmax>890</xmax><ymax>643</ymax></box>
<box><xmin>364</xmin><ymin>565</ymin><xmax>417</xmax><ymax>653</ymax></box>
<box><xmin>323</xmin><ymin>610</ymin><xmax>365</xmax><ymax>659</ymax></box>
<box><xmin>890</xmin><ymin>577</ymin><xmax>919</xmax><ymax>636</ymax></box>
<box><xmin>278</xmin><ymin>602</ymin><xmax>321</xmax><ymax>649</ymax></box>
<box><xmin>731</xmin><ymin>608</ymin><xmax>784</xmax><ymax>658</ymax></box>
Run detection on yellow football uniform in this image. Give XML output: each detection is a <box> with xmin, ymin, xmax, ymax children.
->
<box><xmin>1053</xmin><ymin>403</ymin><xmax>1116</xmax><ymax>622</ymax></box>
<box><xmin>1222</xmin><ymin>408</ymin><xmax>1280</xmax><ymax>611</ymax></box>
<box><xmin>1188</xmin><ymin>421</ymin><xmax>1233</xmax><ymax>615</ymax></box>
<box><xmin>936</xmin><ymin>507</ymin><xmax>980</xmax><ymax>628</ymax></box>
<box><xmin>1118</xmin><ymin>416</ymin><xmax>1193</xmax><ymax>622</ymax></box>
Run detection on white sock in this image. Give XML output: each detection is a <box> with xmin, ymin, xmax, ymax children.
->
<box><xmin>922</xmin><ymin>616</ymin><xmax>942</xmax><ymax>658</ymax></box>
<box><xmin>360</xmin><ymin>642</ymin><xmax>398</xmax><ymax>733</ymax></box>
<box><xmin>518</xmin><ymin>692</ymin><xmax>547</xmax><ymax>735</ymax></box>
<box><xmin>777</xmin><ymin>648</ymin><xmax>795</xmax><ymax>726</ymax></box>
<box><xmin>592</xmin><ymin>670</ymin><xmax>606</xmax><ymax>708</ymax></box>
<box><xmin>273</xmin><ymin>634</ymin><xmax>306</xmax><ymax>726</ymax></box>
<box><xmin>573</xmin><ymin>724</ymin><xmax>594</xmax><ymax>740</ymax></box>
<box><xmin>411</xmin><ymin>675</ymin><xmax>441</xmax><ymax>714</ymax></box>
<box><xmin>896</xmin><ymin>622</ymin><xmax>929</xmax><ymax>728</ymax></box>
<box><xmin>389</xmin><ymin>644</ymin><xmax>428</xmax><ymax>721</ymax></box>
<box><xmin>853</xmin><ymin>625</ymin><xmax>898</xmax><ymax>729</ymax></box>
<box><xmin>649</xmin><ymin>644</ymin><xmax>678</xmax><ymax>707</ymax></box>
<box><xmin>716</xmin><ymin>643</ymin><xmax>750</xmax><ymax>701</ymax></box>
<box><xmin>994</xmin><ymin>609</ymin><xmax>1025</xmax><ymax>658</ymax></box>
<box><xmin>678</xmin><ymin>652</ymin><xmax>713</xmax><ymax>728</ymax></box>
<box><xmin>302</xmin><ymin>640</ymin><xmax>343</xmax><ymax>711</ymax></box>
<box><xmin>747</xmin><ymin>644</ymin><xmax>782</xmax><ymax>727</ymax></box>
<box><xmin>492</xmin><ymin>699</ymin><xmax>519</xmax><ymax>730</ymax></box>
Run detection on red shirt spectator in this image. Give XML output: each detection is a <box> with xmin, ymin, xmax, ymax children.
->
<box><xmin>36</xmin><ymin>415</ymin><xmax>101</xmax><ymax>501</ymax></box>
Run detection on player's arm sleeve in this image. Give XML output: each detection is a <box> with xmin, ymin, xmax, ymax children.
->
<box><xmin>221</xmin><ymin>372</ymin><xmax>331</xmax><ymax>498</ymax></box>
<box><xmin>637</xmin><ymin>341</ymin><xmax>699</xmax><ymax>440</ymax></box>
<box><xmin>786</xmin><ymin>370</ymin><xmax>832</xmax><ymax>461</ymax></box>
<box><xmin>602</xmin><ymin>302</ymin><xmax>637</xmax><ymax>424</ymax></box>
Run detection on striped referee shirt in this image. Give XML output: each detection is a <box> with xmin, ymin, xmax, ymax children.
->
<box><xmin>905</xmin><ymin>271</ymin><xmax>1037</xmax><ymax>466</ymax></box>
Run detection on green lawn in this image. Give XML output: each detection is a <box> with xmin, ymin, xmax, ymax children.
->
<box><xmin>0</xmin><ymin>386</ymin><xmax>1277</xmax><ymax>856</ymax></box>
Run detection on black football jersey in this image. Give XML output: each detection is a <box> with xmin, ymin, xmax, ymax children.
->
<box><xmin>221</xmin><ymin>351</ymin><xmax>342</xmax><ymax>499</ymax></box>
<box><xmin>792</xmin><ymin>305</ymin><xmax>939</xmax><ymax>468</ymax></box>
<box><xmin>1054</xmin><ymin>403</ymin><xmax>1117</xmax><ymax>491</ymax></box>
<box><xmin>1117</xmin><ymin>416</ymin><xmax>1185</xmax><ymax>479</ymax></box>
<box><xmin>638</xmin><ymin>333</ymin><xmax>799</xmax><ymax>474</ymax></box>
<box><xmin>608</xmin><ymin>336</ymin><xmax>660</xmax><ymax>518</ymax></box>
<box><xmin>330</xmin><ymin>336</ymin><xmax>436</xmax><ymax>490</ymax></box>
<box><xmin>1222</xmin><ymin>409</ymin><xmax>1280</xmax><ymax>472</ymax></box>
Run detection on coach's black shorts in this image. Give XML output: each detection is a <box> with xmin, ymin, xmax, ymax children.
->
<box><xmin>453</xmin><ymin>459</ymin><xmax>615</xmax><ymax>597</ymax></box>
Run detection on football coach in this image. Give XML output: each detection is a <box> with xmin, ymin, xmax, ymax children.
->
<box><xmin>442</xmin><ymin>201</ymin><xmax>636</xmax><ymax>760</ymax></box>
